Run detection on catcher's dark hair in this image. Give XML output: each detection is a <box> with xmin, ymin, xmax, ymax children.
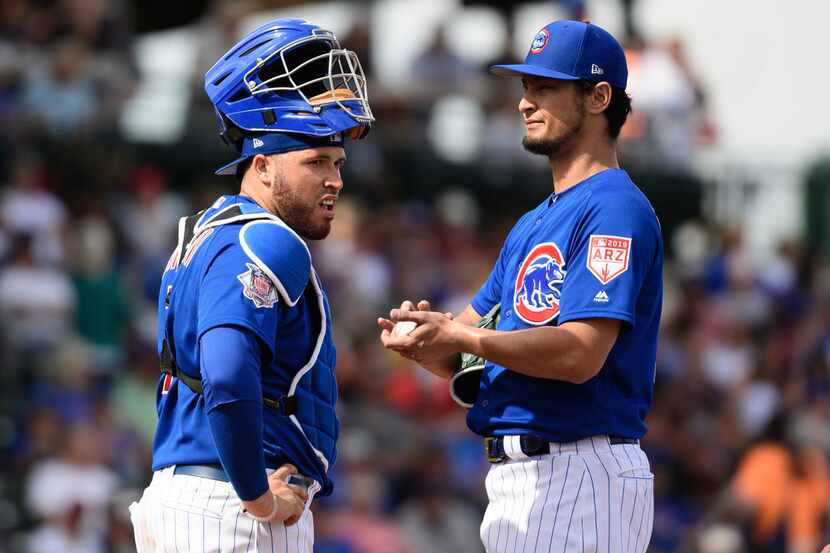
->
<box><xmin>576</xmin><ymin>80</ymin><xmax>632</xmax><ymax>139</ymax></box>
<box><xmin>235</xmin><ymin>156</ymin><xmax>254</xmax><ymax>186</ymax></box>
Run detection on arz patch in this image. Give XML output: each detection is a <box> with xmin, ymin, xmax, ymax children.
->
<box><xmin>587</xmin><ymin>235</ymin><xmax>631</xmax><ymax>284</ymax></box>
<box><xmin>237</xmin><ymin>262</ymin><xmax>278</xmax><ymax>308</ymax></box>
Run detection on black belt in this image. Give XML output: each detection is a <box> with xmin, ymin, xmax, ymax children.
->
<box><xmin>484</xmin><ymin>435</ymin><xmax>639</xmax><ymax>464</ymax></box>
<box><xmin>174</xmin><ymin>464</ymin><xmax>229</xmax><ymax>482</ymax></box>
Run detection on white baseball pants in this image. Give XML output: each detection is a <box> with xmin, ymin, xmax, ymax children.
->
<box><xmin>480</xmin><ymin>435</ymin><xmax>654</xmax><ymax>553</ymax></box>
<box><xmin>129</xmin><ymin>466</ymin><xmax>320</xmax><ymax>553</ymax></box>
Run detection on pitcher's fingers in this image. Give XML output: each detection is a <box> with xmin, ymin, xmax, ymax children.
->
<box><xmin>400</xmin><ymin>300</ymin><xmax>415</xmax><ymax>311</ymax></box>
<box><xmin>417</xmin><ymin>300</ymin><xmax>432</xmax><ymax>311</ymax></box>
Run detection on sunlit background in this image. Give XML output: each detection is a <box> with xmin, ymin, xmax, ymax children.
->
<box><xmin>1</xmin><ymin>1</ymin><xmax>830</xmax><ymax>552</ymax></box>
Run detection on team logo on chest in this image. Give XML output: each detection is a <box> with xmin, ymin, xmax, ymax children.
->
<box><xmin>237</xmin><ymin>262</ymin><xmax>278</xmax><ymax>308</ymax></box>
<box><xmin>514</xmin><ymin>242</ymin><xmax>567</xmax><ymax>325</ymax></box>
<box><xmin>587</xmin><ymin>235</ymin><xmax>631</xmax><ymax>284</ymax></box>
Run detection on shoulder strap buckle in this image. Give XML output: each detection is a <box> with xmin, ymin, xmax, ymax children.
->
<box><xmin>263</xmin><ymin>394</ymin><xmax>298</xmax><ymax>416</ymax></box>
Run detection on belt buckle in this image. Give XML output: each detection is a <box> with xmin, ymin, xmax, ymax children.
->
<box><xmin>484</xmin><ymin>436</ymin><xmax>506</xmax><ymax>464</ymax></box>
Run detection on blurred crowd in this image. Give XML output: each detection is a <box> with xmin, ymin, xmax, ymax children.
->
<box><xmin>0</xmin><ymin>1</ymin><xmax>827</xmax><ymax>553</ymax></box>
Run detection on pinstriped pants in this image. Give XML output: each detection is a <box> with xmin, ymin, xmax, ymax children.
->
<box><xmin>129</xmin><ymin>466</ymin><xmax>320</xmax><ymax>553</ymax></box>
<box><xmin>480</xmin><ymin>435</ymin><xmax>654</xmax><ymax>553</ymax></box>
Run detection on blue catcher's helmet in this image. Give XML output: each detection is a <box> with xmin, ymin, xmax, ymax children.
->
<box><xmin>205</xmin><ymin>18</ymin><xmax>373</xmax><ymax>173</ymax></box>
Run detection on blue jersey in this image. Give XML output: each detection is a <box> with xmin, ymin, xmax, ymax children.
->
<box><xmin>151</xmin><ymin>195</ymin><xmax>339</xmax><ymax>495</ymax></box>
<box><xmin>469</xmin><ymin>169</ymin><xmax>663</xmax><ymax>442</ymax></box>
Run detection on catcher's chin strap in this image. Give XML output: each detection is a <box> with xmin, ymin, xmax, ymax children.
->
<box><xmin>158</xmin><ymin>209</ymin><xmax>298</xmax><ymax>416</ymax></box>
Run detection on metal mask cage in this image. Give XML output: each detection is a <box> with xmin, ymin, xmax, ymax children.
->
<box><xmin>242</xmin><ymin>29</ymin><xmax>373</xmax><ymax>123</ymax></box>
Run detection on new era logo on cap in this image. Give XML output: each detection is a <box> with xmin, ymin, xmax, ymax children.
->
<box><xmin>591</xmin><ymin>64</ymin><xmax>604</xmax><ymax>75</ymax></box>
<box><xmin>252</xmin><ymin>138</ymin><xmax>264</xmax><ymax>148</ymax></box>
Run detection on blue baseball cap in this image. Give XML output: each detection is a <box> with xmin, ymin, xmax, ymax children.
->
<box><xmin>215</xmin><ymin>131</ymin><xmax>346</xmax><ymax>176</ymax></box>
<box><xmin>491</xmin><ymin>20</ymin><xmax>627</xmax><ymax>89</ymax></box>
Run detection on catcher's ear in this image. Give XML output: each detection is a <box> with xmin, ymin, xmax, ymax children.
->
<box><xmin>252</xmin><ymin>154</ymin><xmax>273</xmax><ymax>186</ymax></box>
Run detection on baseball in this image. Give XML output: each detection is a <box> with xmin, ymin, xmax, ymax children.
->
<box><xmin>391</xmin><ymin>320</ymin><xmax>417</xmax><ymax>337</ymax></box>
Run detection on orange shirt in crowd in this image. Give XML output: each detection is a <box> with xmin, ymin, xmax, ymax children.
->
<box><xmin>731</xmin><ymin>442</ymin><xmax>829</xmax><ymax>550</ymax></box>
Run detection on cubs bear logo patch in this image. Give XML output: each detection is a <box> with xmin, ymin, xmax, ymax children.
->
<box><xmin>587</xmin><ymin>235</ymin><xmax>631</xmax><ymax>284</ymax></box>
<box><xmin>237</xmin><ymin>262</ymin><xmax>278</xmax><ymax>308</ymax></box>
<box><xmin>514</xmin><ymin>242</ymin><xmax>567</xmax><ymax>325</ymax></box>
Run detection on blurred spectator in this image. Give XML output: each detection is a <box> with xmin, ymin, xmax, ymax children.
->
<box><xmin>693</xmin><ymin>413</ymin><xmax>830</xmax><ymax>553</ymax></box>
<box><xmin>192</xmin><ymin>0</ymin><xmax>249</xmax><ymax>87</ymax></box>
<box><xmin>622</xmin><ymin>35</ymin><xmax>712</xmax><ymax>171</ymax></box>
<box><xmin>398</xmin><ymin>475</ymin><xmax>483</xmax><ymax>553</ymax></box>
<box><xmin>60</xmin><ymin>0</ymin><xmax>133</xmax><ymax>53</ymax></box>
<box><xmin>70</xmin><ymin>215</ymin><xmax>129</xmax><ymax>374</ymax></box>
<box><xmin>410</xmin><ymin>24</ymin><xmax>478</xmax><ymax>97</ymax></box>
<box><xmin>115</xmin><ymin>164</ymin><xmax>185</xmax><ymax>344</ymax></box>
<box><xmin>0</xmin><ymin>152</ymin><xmax>67</xmax><ymax>266</ymax></box>
<box><xmin>25</xmin><ymin>423</ymin><xmax>118</xmax><ymax>553</ymax></box>
<box><xmin>0</xmin><ymin>233</ymin><xmax>75</xmax><ymax>357</ymax></box>
<box><xmin>117</xmin><ymin>165</ymin><xmax>182</xmax><ymax>270</ymax></box>
<box><xmin>341</xmin><ymin>21</ymin><xmax>373</xmax><ymax>78</ymax></box>
<box><xmin>327</xmin><ymin>471</ymin><xmax>412</xmax><ymax>553</ymax></box>
<box><xmin>111</xmin><ymin>348</ymin><xmax>160</xmax><ymax>448</ymax></box>
<box><xmin>26</xmin><ymin>501</ymin><xmax>102</xmax><ymax>553</ymax></box>
<box><xmin>21</xmin><ymin>39</ymin><xmax>98</xmax><ymax>137</ymax></box>
<box><xmin>315</xmin><ymin>199</ymin><xmax>392</xmax><ymax>323</ymax></box>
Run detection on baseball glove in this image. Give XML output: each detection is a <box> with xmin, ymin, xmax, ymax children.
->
<box><xmin>449</xmin><ymin>303</ymin><xmax>500</xmax><ymax>408</ymax></box>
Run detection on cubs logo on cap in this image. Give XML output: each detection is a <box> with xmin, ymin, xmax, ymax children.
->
<box><xmin>529</xmin><ymin>28</ymin><xmax>550</xmax><ymax>55</ymax></box>
<box><xmin>514</xmin><ymin>242</ymin><xmax>567</xmax><ymax>325</ymax></box>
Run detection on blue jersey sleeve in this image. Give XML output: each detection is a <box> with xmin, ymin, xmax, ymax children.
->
<box><xmin>558</xmin><ymin>191</ymin><xmax>661</xmax><ymax>328</ymax></box>
<box><xmin>201</xmin><ymin>326</ymin><xmax>268</xmax><ymax>501</ymax></box>
<box><xmin>197</xmin><ymin>241</ymin><xmax>281</xmax><ymax>358</ymax></box>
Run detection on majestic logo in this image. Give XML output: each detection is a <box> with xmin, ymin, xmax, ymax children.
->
<box><xmin>529</xmin><ymin>28</ymin><xmax>550</xmax><ymax>55</ymax></box>
<box><xmin>593</xmin><ymin>290</ymin><xmax>609</xmax><ymax>303</ymax></box>
<box><xmin>252</xmin><ymin>137</ymin><xmax>264</xmax><ymax>148</ymax></box>
<box><xmin>237</xmin><ymin>262</ymin><xmax>278</xmax><ymax>308</ymax></box>
<box><xmin>587</xmin><ymin>235</ymin><xmax>631</xmax><ymax>284</ymax></box>
<box><xmin>514</xmin><ymin>242</ymin><xmax>567</xmax><ymax>325</ymax></box>
<box><xmin>591</xmin><ymin>64</ymin><xmax>604</xmax><ymax>75</ymax></box>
